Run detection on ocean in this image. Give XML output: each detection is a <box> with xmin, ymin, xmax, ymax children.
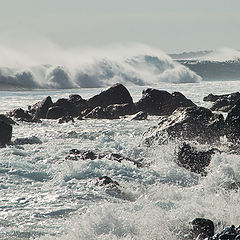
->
<box><xmin>1</xmin><ymin>46</ymin><xmax>240</xmax><ymax>240</ymax></box>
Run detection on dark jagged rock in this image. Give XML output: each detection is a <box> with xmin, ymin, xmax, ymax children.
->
<box><xmin>225</xmin><ymin>99</ymin><xmax>240</xmax><ymax>143</ymax></box>
<box><xmin>135</xmin><ymin>88</ymin><xmax>195</xmax><ymax>116</ymax></box>
<box><xmin>46</xmin><ymin>106</ymin><xmax>68</xmax><ymax>119</ymax></box>
<box><xmin>105</xmin><ymin>103</ymin><xmax>138</xmax><ymax>117</ymax></box>
<box><xmin>193</xmin><ymin>223</ymin><xmax>240</xmax><ymax>240</ymax></box>
<box><xmin>66</xmin><ymin>149</ymin><xmax>98</xmax><ymax>161</ymax></box>
<box><xmin>68</xmin><ymin>94</ymin><xmax>88</xmax><ymax>113</ymax></box>
<box><xmin>8</xmin><ymin>108</ymin><xmax>32</xmax><ymax>120</ymax></box>
<box><xmin>85</xmin><ymin>103</ymin><xmax>138</xmax><ymax>119</ymax></box>
<box><xmin>0</xmin><ymin>121</ymin><xmax>12</xmax><ymax>146</ymax></box>
<box><xmin>0</xmin><ymin>114</ymin><xmax>16</xmax><ymax>125</ymax></box>
<box><xmin>30</xmin><ymin>96</ymin><xmax>53</xmax><ymax>119</ymax></box>
<box><xmin>204</xmin><ymin>92</ymin><xmax>240</xmax><ymax>112</ymax></box>
<box><xmin>65</xmin><ymin>150</ymin><xmax>144</xmax><ymax>167</ymax></box>
<box><xmin>177</xmin><ymin>143</ymin><xmax>216</xmax><ymax>175</ymax></box>
<box><xmin>131</xmin><ymin>111</ymin><xmax>148</xmax><ymax>120</ymax></box>
<box><xmin>204</xmin><ymin>92</ymin><xmax>240</xmax><ymax>102</ymax></box>
<box><xmin>191</xmin><ymin>218</ymin><xmax>214</xmax><ymax>239</ymax></box>
<box><xmin>84</xmin><ymin>106</ymin><xmax>117</xmax><ymax>119</ymax></box>
<box><xmin>58</xmin><ymin>115</ymin><xmax>74</xmax><ymax>124</ymax></box>
<box><xmin>87</xmin><ymin>83</ymin><xmax>133</xmax><ymax>109</ymax></box>
<box><xmin>7</xmin><ymin>108</ymin><xmax>40</xmax><ymax>123</ymax></box>
<box><xmin>143</xmin><ymin>106</ymin><xmax>225</xmax><ymax>145</ymax></box>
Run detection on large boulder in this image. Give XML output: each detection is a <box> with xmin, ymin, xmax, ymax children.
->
<box><xmin>225</xmin><ymin>99</ymin><xmax>240</xmax><ymax>143</ymax></box>
<box><xmin>87</xmin><ymin>83</ymin><xmax>133</xmax><ymax>109</ymax></box>
<box><xmin>54</xmin><ymin>98</ymin><xmax>78</xmax><ymax>117</ymax></box>
<box><xmin>143</xmin><ymin>106</ymin><xmax>225</xmax><ymax>145</ymax></box>
<box><xmin>31</xmin><ymin>96</ymin><xmax>53</xmax><ymax>119</ymax></box>
<box><xmin>136</xmin><ymin>88</ymin><xmax>195</xmax><ymax>116</ymax></box>
<box><xmin>177</xmin><ymin>143</ymin><xmax>216</xmax><ymax>175</ymax></box>
<box><xmin>0</xmin><ymin>121</ymin><xmax>12</xmax><ymax>146</ymax></box>
<box><xmin>191</xmin><ymin>218</ymin><xmax>214</xmax><ymax>239</ymax></box>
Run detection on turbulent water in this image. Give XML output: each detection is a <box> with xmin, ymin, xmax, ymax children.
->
<box><xmin>0</xmin><ymin>81</ymin><xmax>240</xmax><ymax>240</ymax></box>
<box><xmin>1</xmin><ymin>45</ymin><xmax>240</xmax><ymax>240</ymax></box>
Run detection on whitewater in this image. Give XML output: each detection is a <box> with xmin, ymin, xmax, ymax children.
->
<box><xmin>1</xmin><ymin>45</ymin><xmax>240</xmax><ymax>240</ymax></box>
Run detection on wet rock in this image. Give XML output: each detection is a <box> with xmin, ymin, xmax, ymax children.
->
<box><xmin>96</xmin><ymin>176</ymin><xmax>119</xmax><ymax>187</ymax></box>
<box><xmin>191</xmin><ymin>218</ymin><xmax>214</xmax><ymax>239</ymax></box>
<box><xmin>177</xmin><ymin>143</ymin><xmax>216</xmax><ymax>175</ymax></box>
<box><xmin>84</xmin><ymin>106</ymin><xmax>117</xmax><ymax>119</ymax></box>
<box><xmin>58</xmin><ymin>115</ymin><xmax>74</xmax><ymax>124</ymax></box>
<box><xmin>54</xmin><ymin>98</ymin><xmax>78</xmax><ymax>117</ymax></box>
<box><xmin>85</xmin><ymin>103</ymin><xmax>138</xmax><ymax>119</ymax></box>
<box><xmin>213</xmin><ymin>225</ymin><xmax>240</xmax><ymax>240</ymax></box>
<box><xmin>204</xmin><ymin>92</ymin><xmax>240</xmax><ymax>102</ymax></box>
<box><xmin>143</xmin><ymin>106</ymin><xmax>225</xmax><ymax>145</ymax></box>
<box><xmin>0</xmin><ymin>121</ymin><xmax>12</xmax><ymax>146</ymax></box>
<box><xmin>8</xmin><ymin>108</ymin><xmax>32</xmax><ymax>120</ymax></box>
<box><xmin>7</xmin><ymin>108</ymin><xmax>40</xmax><ymax>123</ymax></box>
<box><xmin>68</xmin><ymin>94</ymin><xmax>88</xmax><ymax>113</ymax></box>
<box><xmin>87</xmin><ymin>83</ymin><xmax>133</xmax><ymax>109</ymax></box>
<box><xmin>65</xmin><ymin>149</ymin><xmax>98</xmax><ymax>161</ymax></box>
<box><xmin>204</xmin><ymin>92</ymin><xmax>240</xmax><ymax>112</ymax></box>
<box><xmin>225</xmin><ymin>99</ymin><xmax>240</xmax><ymax>143</ymax></box>
<box><xmin>65</xmin><ymin>150</ymin><xmax>144</xmax><ymax>167</ymax></box>
<box><xmin>30</xmin><ymin>96</ymin><xmax>53</xmax><ymax>119</ymax></box>
<box><xmin>0</xmin><ymin>114</ymin><xmax>16</xmax><ymax>125</ymax></box>
<box><xmin>46</xmin><ymin>106</ymin><xmax>68</xmax><ymax>119</ymax></box>
<box><xmin>136</xmin><ymin>88</ymin><xmax>195</xmax><ymax>116</ymax></box>
<box><xmin>131</xmin><ymin>111</ymin><xmax>148</xmax><ymax>120</ymax></box>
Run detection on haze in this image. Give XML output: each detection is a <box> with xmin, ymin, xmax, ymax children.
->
<box><xmin>0</xmin><ymin>0</ymin><xmax>239</xmax><ymax>53</ymax></box>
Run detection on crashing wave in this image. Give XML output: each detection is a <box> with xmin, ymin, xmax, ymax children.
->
<box><xmin>0</xmin><ymin>44</ymin><xmax>201</xmax><ymax>89</ymax></box>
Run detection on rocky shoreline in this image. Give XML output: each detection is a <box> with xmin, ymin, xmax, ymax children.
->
<box><xmin>1</xmin><ymin>83</ymin><xmax>240</xmax><ymax>239</ymax></box>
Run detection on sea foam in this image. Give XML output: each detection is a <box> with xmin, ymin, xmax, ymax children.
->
<box><xmin>0</xmin><ymin>43</ymin><xmax>201</xmax><ymax>89</ymax></box>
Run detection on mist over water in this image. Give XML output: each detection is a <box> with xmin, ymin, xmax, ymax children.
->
<box><xmin>0</xmin><ymin>43</ymin><xmax>201</xmax><ymax>89</ymax></box>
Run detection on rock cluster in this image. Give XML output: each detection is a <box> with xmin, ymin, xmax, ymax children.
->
<box><xmin>191</xmin><ymin>218</ymin><xmax>240</xmax><ymax>240</ymax></box>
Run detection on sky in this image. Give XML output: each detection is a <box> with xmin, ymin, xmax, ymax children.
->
<box><xmin>0</xmin><ymin>0</ymin><xmax>239</xmax><ymax>53</ymax></box>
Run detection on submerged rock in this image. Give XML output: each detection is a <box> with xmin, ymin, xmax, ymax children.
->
<box><xmin>13</xmin><ymin>136</ymin><xmax>42</xmax><ymax>145</ymax></box>
<box><xmin>95</xmin><ymin>176</ymin><xmax>120</xmax><ymax>187</ymax></box>
<box><xmin>143</xmin><ymin>106</ymin><xmax>225</xmax><ymax>145</ymax></box>
<box><xmin>177</xmin><ymin>143</ymin><xmax>216</xmax><ymax>175</ymax></box>
<box><xmin>66</xmin><ymin>149</ymin><xmax>98</xmax><ymax>161</ymax></box>
<box><xmin>136</xmin><ymin>88</ymin><xmax>195</xmax><ymax>116</ymax></box>
<box><xmin>65</xmin><ymin>150</ymin><xmax>144</xmax><ymax>167</ymax></box>
<box><xmin>0</xmin><ymin>121</ymin><xmax>12</xmax><ymax>146</ymax></box>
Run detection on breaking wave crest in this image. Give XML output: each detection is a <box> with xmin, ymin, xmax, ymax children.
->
<box><xmin>0</xmin><ymin>44</ymin><xmax>201</xmax><ymax>89</ymax></box>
